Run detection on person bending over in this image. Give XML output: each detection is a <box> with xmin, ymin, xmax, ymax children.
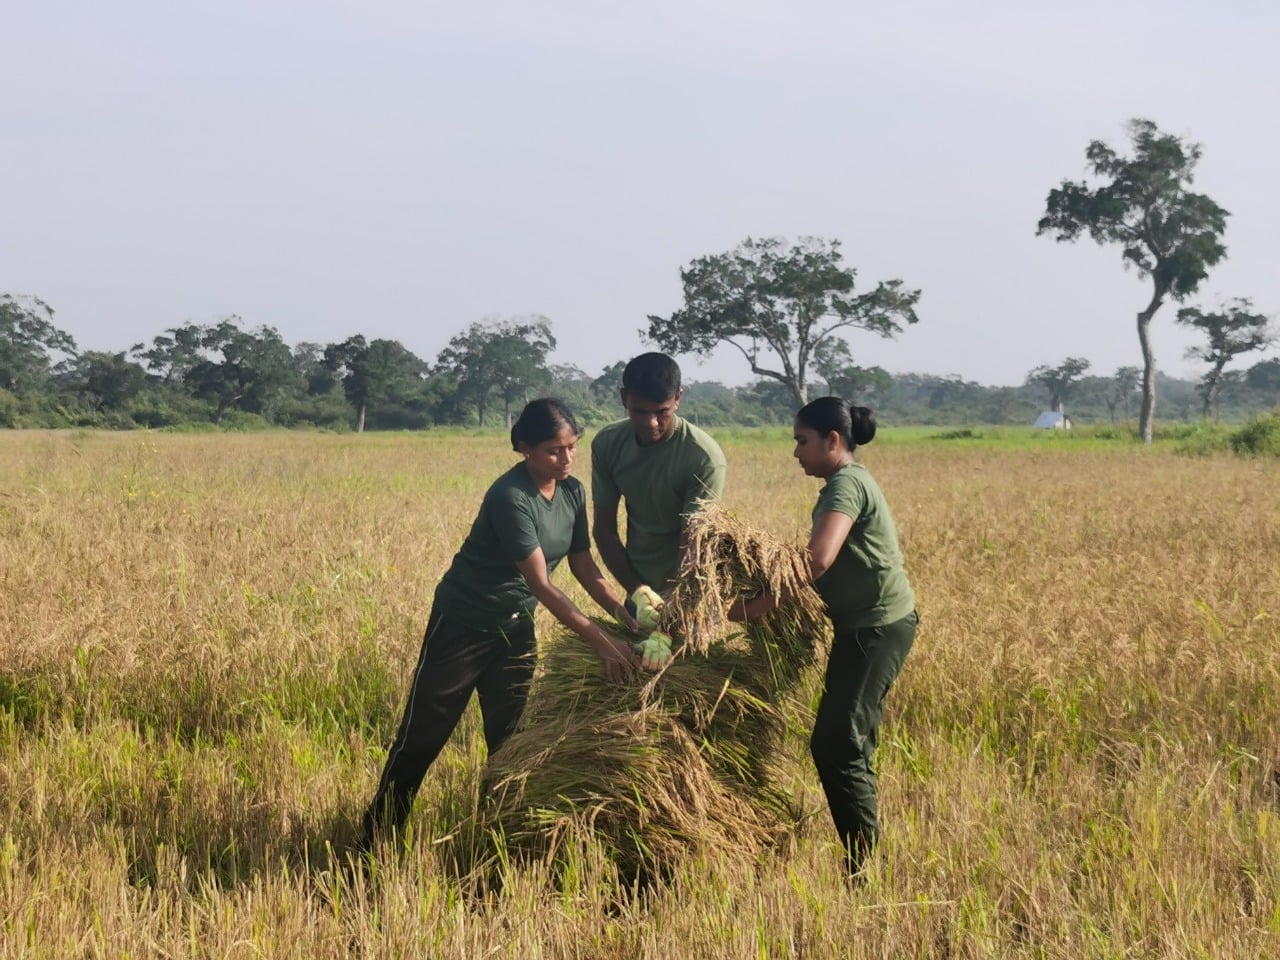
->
<box><xmin>360</xmin><ymin>398</ymin><xmax>643</xmax><ymax>849</ymax></box>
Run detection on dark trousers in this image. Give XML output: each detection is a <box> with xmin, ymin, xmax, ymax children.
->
<box><xmin>810</xmin><ymin>610</ymin><xmax>917</xmax><ymax>873</ymax></box>
<box><xmin>360</xmin><ymin>607</ymin><xmax>536</xmax><ymax>844</ymax></box>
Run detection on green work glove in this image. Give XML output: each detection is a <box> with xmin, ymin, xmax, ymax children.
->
<box><xmin>627</xmin><ymin>585</ymin><xmax>666</xmax><ymax>632</ymax></box>
<box><xmin>638</xmin><ymin>631</ymin><xmax>673</xmax><ymax>671</ymax></box>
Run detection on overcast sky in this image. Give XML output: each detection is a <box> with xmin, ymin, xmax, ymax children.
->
<box><xmin>5</xmin><ymin>0</ymin><xmax>1278</xmax><ymax>387</ymax></box>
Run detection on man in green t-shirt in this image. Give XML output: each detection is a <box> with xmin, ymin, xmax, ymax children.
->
<box><xmin>591</xmin><ymin>353</ymin><xmax>727</xmax><ymax>629</ymax></box>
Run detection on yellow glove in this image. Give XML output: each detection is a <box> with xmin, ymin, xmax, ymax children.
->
<box><xmin>627</xmin><ymin>585</ymin><xmax>666</xmax><ymax>632</ymax></box>
<box><xmin>638</xmin><ymin>631</ymin><xmax>673</xmax><ymax>671</ymax></box>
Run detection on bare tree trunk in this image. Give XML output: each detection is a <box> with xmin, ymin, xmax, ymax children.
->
<box><xmin>357</xmin><ymin>403</ymin><xmax>366</xmax><ymax>434</ymax></box>
<box><xmin>1203</xmin><ymin>363</ymin><xmax>1226</xmax><ymax>419</ymax></box>
<box><xmin>1136</xmin><ymin>285</ymin><xmax>1166</xmax><ymax>444</ymax></box>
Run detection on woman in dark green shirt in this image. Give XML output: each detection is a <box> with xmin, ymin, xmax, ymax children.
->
<box><xmin>360</xmin><ymin>399</ymin><xmax>643</xmax><ymax>849</ymax></box>
<box><xmin>731</xmin><ymin>397</ymin><xmax>918</xmax><ymax>880</ymax></box>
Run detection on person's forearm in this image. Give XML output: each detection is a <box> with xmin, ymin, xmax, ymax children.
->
<box><xmin>595</xmin><ymin>527</ymin><xmax>644</xmax><ymax>594</ymax></box>
<box><xmin>532</xmin><ymin>582</ymin><xmax>598</xmax><ymax>638</ymax></box>
<box><xmin>580</xmin><ymin>570</ymin><xmax>627</xmax><ymax>623</ymax></box>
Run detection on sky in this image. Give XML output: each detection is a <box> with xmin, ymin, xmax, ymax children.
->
<box><xmin>5</xmin><ymin>0</ymin><xmax>1279</xmax><ymax>388</ymax></box>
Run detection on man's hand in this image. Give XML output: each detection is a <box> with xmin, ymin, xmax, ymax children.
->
<box><xmin>637</xmin><ymin>631</ymin><xmax>673</xmax><ymax>671</ymax></box>
<box><xmin>626</xmin><ymin>585</ymin><xmax>666</xmax><ymax>631</ymax></box>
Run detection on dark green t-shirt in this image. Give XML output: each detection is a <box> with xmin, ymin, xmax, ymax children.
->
<box><xmin>433</xmin><ymin>463</ymin><xmax>590</xmax><ymax>630</ymax></box>
<box><xmin>812</xmin><ymin>463</ymin><xmax>914</xmax><ymax>631</ymax></box>
<box><xmin>590</xmin><ymin>417</ymin><xmax>727</xmax><ymax>588</ymax></box>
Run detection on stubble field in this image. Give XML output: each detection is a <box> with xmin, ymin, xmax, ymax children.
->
<box><xmin>1</xmin><ymin>428</ymin><xmax>1278</xmax><ymax>958</ymax></box>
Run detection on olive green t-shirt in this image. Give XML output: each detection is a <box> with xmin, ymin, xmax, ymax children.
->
<box><xmin>812</xmin><ymin>463</ymin><xmax>915</xmax><ymax>631</ymax></box>
<box><xmin>433</xmin><ymin>463</ymin><xmax>590</xmax><ymax>631</ymax></box>
<box><xmin>590</xmin><ymin>417</ymin><xmax>727</xmax><ymax>588</ymax></box>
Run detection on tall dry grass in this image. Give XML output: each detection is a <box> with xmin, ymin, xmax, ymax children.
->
<box><xmin>1</xmin><ymin>428</ymin><xmax>1278</xmax><ymax>958</ymax></box>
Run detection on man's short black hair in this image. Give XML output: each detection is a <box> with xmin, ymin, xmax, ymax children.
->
<box><xmin>622</xmin><ymin>352</ymin><xmax>682</xmax><ymax>402</ymax></box>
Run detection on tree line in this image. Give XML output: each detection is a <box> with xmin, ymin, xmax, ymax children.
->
<box><xmin>2</xmin><ymin>288</ymin><xmax>1275</xmax><ymax>431</ymax></box>
<box><xmin>3</xmin><ymin>118</ymin><xmax>1276</xmax><ymax>434</ymax></box>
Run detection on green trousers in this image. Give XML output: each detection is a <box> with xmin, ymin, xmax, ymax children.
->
<box><xmin>810</xmin><ymin>610</ymin><xmax>917</xmax><ymax>873</ymax></box>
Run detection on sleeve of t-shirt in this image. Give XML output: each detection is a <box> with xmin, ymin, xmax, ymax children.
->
<box><xmin>487</xmin><ymin>484</ymin><xmax>541</xmax><ymax>563</ymax></box>
<box><xmin>817</xmin><ymin>473</ymin><xmax>868</xmax><ymax>523</ymax></box>
<box><xmin>679</xmin><ymin>449</ymin><xmax>727</xmax><ymax>518</ymax></box>
<box><xmin>590</xmin><ymin>431</ymin><xmax>621</xmax><ymax>510</ymax></box>
<box><xmin>569</xmin><ymin>480</ymin><xmax>590</xmax><ymax>553</ymax></box>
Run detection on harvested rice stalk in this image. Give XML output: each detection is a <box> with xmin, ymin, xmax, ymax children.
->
<box><xmin>478</xmin><ymin>504</ymin><xmax>827</xmax><ymax>881</ymax></box>
<box><xmin>664</xmin><ymin>500</ymin><xmax>828</xmax><ymax>674</ymax></box>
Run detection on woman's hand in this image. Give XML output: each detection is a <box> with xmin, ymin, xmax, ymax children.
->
<box><xmin>587</xmin><ymin>625</ymin><xmax>642</xmax><ymax>684</ymax></box>
<box><xmin>727</xmin><ymin>592</ymin><xmax>778</xmax><ymax>622</ymax></box>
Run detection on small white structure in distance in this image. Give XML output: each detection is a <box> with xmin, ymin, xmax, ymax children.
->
<box><xmin>1034</xmin><ymin>411</ymin><xmax>1071</xmax><ymax>430</ymax></box>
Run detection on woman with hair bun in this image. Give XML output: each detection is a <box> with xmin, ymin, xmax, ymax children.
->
<box><xmin>360</xmin><ymin>398</ymin><xmax>643</xmax><ymax>850</ymax></box>
<box><xmin>730</xmin><ymin>397</ymin><xmax>917</xmax><ymax>881</ymax></box>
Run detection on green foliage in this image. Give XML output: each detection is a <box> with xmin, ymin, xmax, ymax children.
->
<box><xmin>647</xmin><ymin>236</ymin><xmax>920</xmax><ymax>404</ymax></box>
<box><xmin>1169</xmin><ymin>420</ymin><xmax>1233</xmax><ymax>456</ymax></box>
<box><xmin>1177</xmin><ymin>299</ymin><xmax>1275</xmax><ymax>417</ymax></box>
<box><xmin>436</xmin><ymin>317</ymin><xmax>557</xmax><ymax>426</ymax></box>
<box><xmin>1229</xmin><ymin>412</ymin><xmax>1280</xmax><ymax>456</ymax></box>
<box><xmin>0</xmin><ymin>294</ymin><xmax>78</xmax><ymax>396</ymax></box>
<box><xmin>323</xmin><ymin>335</ymin><xmax>433</xmax><ymax>431</ymax></box>
<box><xmin>1026</xmin><ymin>357</ymin><xmax>1090</xmax><ymax>413</ymax></box>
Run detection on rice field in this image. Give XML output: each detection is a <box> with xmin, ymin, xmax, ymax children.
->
<box><xmin>1</xmin><ymin>428</ymin><xmax>1278</xmax><ymax>958</ymax></box>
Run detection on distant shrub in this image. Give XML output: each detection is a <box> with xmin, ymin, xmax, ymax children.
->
<box><xmin>932</xmin><ymin>428</ymin><xmax>983</xmax><ymax>440</ymax></box>
<box><xmin>0</xmin><ymin>388</ymin><xmax>19</xmax><ymax>428</ymax></box>
<box><xmin>1171</xmin><ymin>421</ymin><xmax>1233</xmax><ymax>456</ymax></box>
<box><xmin>1229</xmin><ymin>412</ymin><xmax>1280</xmax><ymax>457</ymax></box>
<box><xmin>220</xmin><ymin>411</ymin><xmax>275</xmax><ymax>432</ymax></box>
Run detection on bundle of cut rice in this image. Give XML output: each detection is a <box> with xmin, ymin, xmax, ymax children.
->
<box><xmin>478</xmin><ymin>504</ymin><xmax>829</xmax><ymax>881</ymax></box>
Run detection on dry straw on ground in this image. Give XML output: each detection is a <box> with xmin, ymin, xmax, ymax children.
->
<box><xmin>480</xmin><ymin>502</ymin><xmax>829</xmax><ymax>880</ymax></box>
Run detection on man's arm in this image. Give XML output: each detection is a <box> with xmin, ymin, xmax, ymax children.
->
<box><xmin>592</xmin><ymin>502</ymin><xmax>645</xmax><ymax>595</ymax></box>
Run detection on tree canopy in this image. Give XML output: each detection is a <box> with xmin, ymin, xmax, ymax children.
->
<box><xmin>1176</xmin><ymin>299</ymin><xmax>1274</xmax><ymax>418</ymax></box>
<box><xmin>436</xmin><ymin>318</ymin><xmax>556</xmax><ymax>427</ymax></box>
<box><xmin>646</xmin><ymin>236</ymin><xmax>920</xmax><ymax>405</ymax></box>
<box><xmin>0</xmin><ymin>294</ymin><xmax>77</xmax><ymax>395</ymax></box>
<box><xmin>1026</xmin><ymin>357</ymin><xmax>1091</xmax><ymax>414</ymax></box>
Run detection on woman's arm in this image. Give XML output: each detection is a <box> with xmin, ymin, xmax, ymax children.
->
<box><xmin>515</xmin><ymin>548</ymin><xmax>641</xmax><ymax>683</ymax></box>
<box><xmin>728</xmin><ymin>510</ymin><xmax>854</xmax><ymax>622</ymax></box>
<box><xmin>807</xmin><ymin>510</ymin><xmax>854</xmax><ymax>581</ymax></box>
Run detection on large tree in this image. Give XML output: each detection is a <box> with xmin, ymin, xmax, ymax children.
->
<box><xmin>0</xmin><ymin>294</ymin><xmax>78</xmax><ymax>396</ymax></box>
<box><xmin>183</xmin><ymin>320</ymin><xmax>299</xmax><ymax>419</ymax></box>
<box><xmin>646</xmin><ymin>236</ymin><xmax>920</xmax><ymax>405</ymax></box>
<box><xmin>436</xmin><ymin>318</ymin><xmax>556</xmax><ymax>427</ymax></box>
<box><xmin>130</xmin><ymin>323</ymin><xmax>206</xmax><ymax>384</ymax></box>
<box><xmin>59</xmin><ymin>351</ymin><xmax>149</xmax><ymax>412</ymax></box>
<box><xmin>1175</xmin><ymin>299</ymin><xmax>1274</xmax><ymax>418</ymax></box>
<box><xmin>1038</xmin><ymin>119</ymin><xmax>1229</xmax><ymax>443</ymax></box>
<box><xmin>323</xmin><ymin>335</ymin><xmax>431</xmax><ymax>432</ymax></box>
<box><xmin>1027</xmin><ymin>357</ymin><xmax>1091</xmax><ymax>414</ymax></box>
